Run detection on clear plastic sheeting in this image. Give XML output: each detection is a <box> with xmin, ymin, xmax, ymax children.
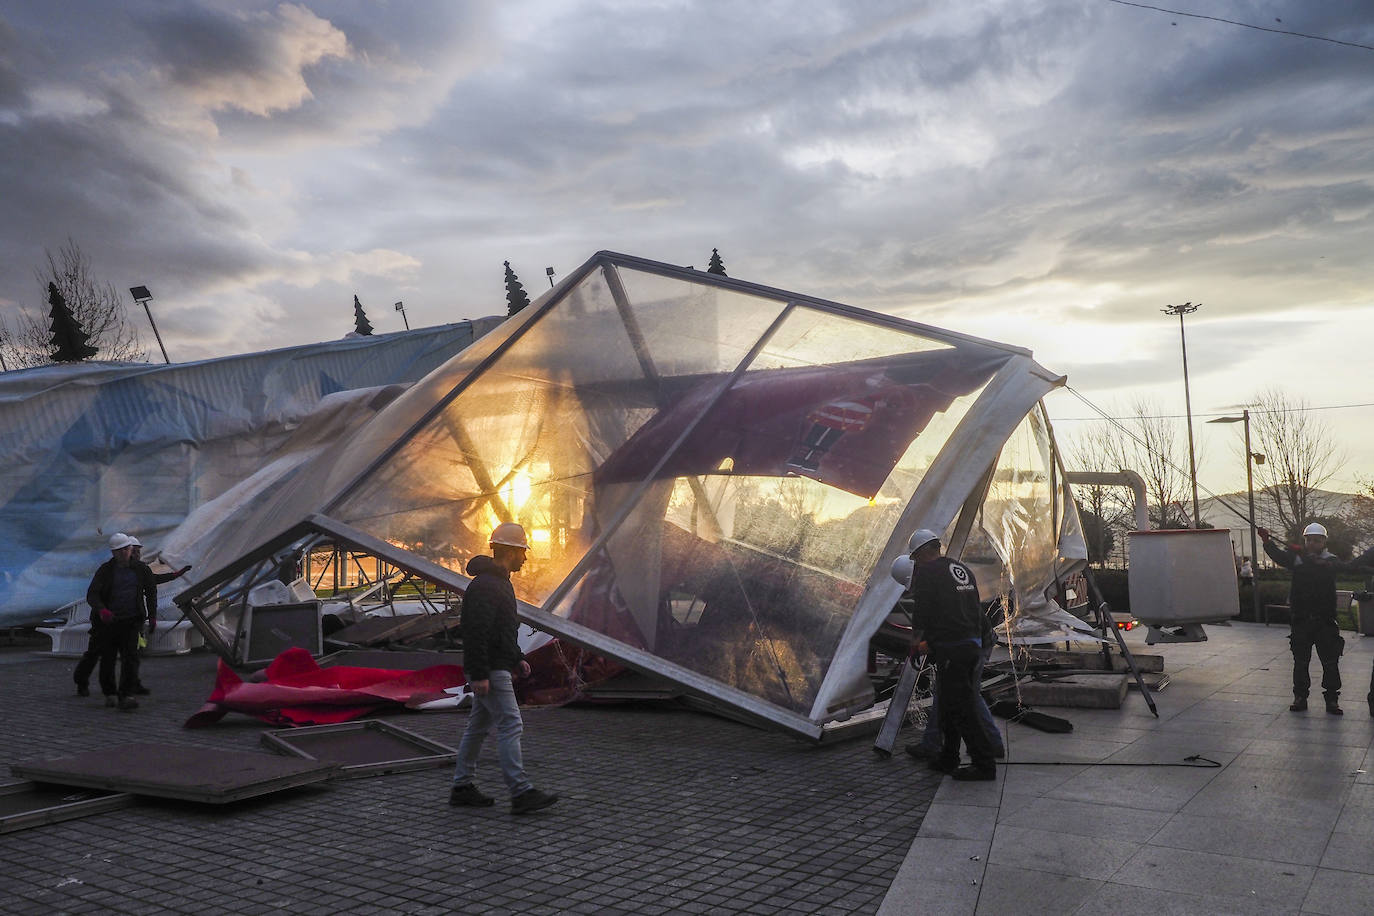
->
<box><xmin>174</xmin><ymin>252</ymin><xmax>1084</xmax><ymax>739</ymax></box>
<box><xmin>0</xmin><ymin>320</ymin><xmax>500</xmax><ymax>625</ymax></box>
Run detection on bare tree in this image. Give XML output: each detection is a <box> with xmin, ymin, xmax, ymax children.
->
<box><xmin>1065</xmin><ymin>422</ymin><xmax>1135</xmax><ymax>562</ymax></box>
<box><xmin>1249</xmin><ymin>389</ymin><xmax>1345</xmax><ymax>539</ymax></box>
<box><xmin>1105</xmin><ymin>397</ymin><xmax>1193</xmax><ymax>529</ymax></box>
<box><xmin>0</xmin><ymin>238</ymin><xmax>144</xmax><ymax>369</ymax></box>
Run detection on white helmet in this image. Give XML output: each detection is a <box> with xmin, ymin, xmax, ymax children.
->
<box><xmin>907</xmin><ymin>528</ymin><xmax>941</xmax><ymax>553</ymax></box>
<box><xmin>127</xmin><ymin>535</ymin><xmax>142</xmax><ymax>548</ymax></box>
<box><xmin>108</xmin><ymin>533</ymin><xmax>135</xmax><ymax>551</ymax></box>
<box><xmin>890</xmin><ymin>555</ymin><xmax>914</xmax><ymax>588</ymax></box>
<box><xmin>1303</xmin><ymin>522</ymin><xmax>1328</xmax><ymax>538</ymax></box>
<box><xmin>490</xmin><ymin>521</ymin><xmax>531</xmax><ymax>549</ymax></box>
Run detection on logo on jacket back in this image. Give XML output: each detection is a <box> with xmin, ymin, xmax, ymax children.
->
<box><xmin>949</xmin><ymin>562</ymin><xmax>973</xmax><ymax>589</ymax></box>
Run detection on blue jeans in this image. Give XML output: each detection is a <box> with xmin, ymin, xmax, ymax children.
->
<box><xmin>452</xmin><ymin>670</ymin><xmax>533</xmax><ymax>797</ymax></box>
<box><xmin>917</xmin><ymin>644</ymin><xmax>1004</xmax><ymax>755</ymax></box>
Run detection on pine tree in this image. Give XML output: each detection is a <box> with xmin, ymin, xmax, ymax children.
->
<box><xmin>352</xmin><ymin>294</ymin><xmax>374</xmax><ymax>335</ymax></box>
<box><xmin>707</xmin><ymin>248</ymin><xmax>727</xmax><ymax>276</ymax></box>
<box><xmin>47</xmin><ymin>282</ymin><xmax>98</xmax><ymax>362</ymax></box>
<box><xmin>504</xmin><ymin>261</ymin><xmax>531</xmax><ymax>316</ymax></box>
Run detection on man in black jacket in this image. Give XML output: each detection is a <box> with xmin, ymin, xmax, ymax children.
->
<box><xmin>74</xmin><ymin>535</ymin><xmax>190</xmax><ymax>697</ymax></box>
<box><xmin>1261</xmin><ymin>522</ymin><xmax>1374</xmax><ymax>714</ymax></box>
<box><xmin>905</xmin><ymin>528</ymin><xmax>998</xmax><ymax>781</ymax></box>
<box><xmin>448</xmin><ymin>522</ymin><xmax>558</xmax><ymax>814</ymax></box>
<box><xmin>83</xmin><ymin>533</ymin><xmax>157</xmax><ymax>710</ymax></box>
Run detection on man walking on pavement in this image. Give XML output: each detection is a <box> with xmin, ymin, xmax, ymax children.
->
<box><xmin>1262</xmin><ymin>522</ymin><xmax>1361</xmax><ymax>714</ymax></box>
<box><xmin>448</xmin><ymin>522</ymin><xmax>558</xmax><ymax>814</ymax></box>
<box><xmin>903</xmin><ymin>528</ymin><xmax>998</xmax><ymax>781</ymax></box>
<box><xmin>83</xmin><ymin>533</ymin><xmax>157</xmax><ymax>710</ymax></box>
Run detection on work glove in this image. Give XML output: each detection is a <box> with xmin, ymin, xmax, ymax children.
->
<box><xmin>176</xmin><ymin>565</ymin><xmax>192</xmax><ymax>578</ymax></box>
<box><xmin>1256</xmin><ymin>527</ymin><xmax>1270</xmax><ymax>542</ymax></box>
<box><xmin>98</xmin><ymin>608</ymin><xmax>113</xmax><ymax>624</ymax></box>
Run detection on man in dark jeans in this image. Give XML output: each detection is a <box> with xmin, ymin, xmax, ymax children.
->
<box><xmin>904</xmin><ymin>528</ymin><xmax>998</xmax><ymax>781</ymax></box>
<box><xmin>448</xmin><ymin>522</ymin><xmax>558</xmax><ymax>814</ymax></box>
<box><xmin>83</xmin><ymin>533</ymin><xmax>157</xmax><ymax>710</ymax></box>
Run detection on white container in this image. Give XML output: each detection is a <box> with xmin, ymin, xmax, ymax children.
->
<box><xmin>1127</xmin><ymin>529</ymin><xmax>1240</xmax><ymax>625</ymax></box>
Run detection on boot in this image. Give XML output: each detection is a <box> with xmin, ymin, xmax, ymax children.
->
<box><xmin>1325</xmin><ymin>696</ymin><xmax>1342</xmax><ymax>715</ymax></box>
<box><xmin>1289</xmin><ymin>696</ymin><xmax>1307</xmax><ymax>712</ymax></box>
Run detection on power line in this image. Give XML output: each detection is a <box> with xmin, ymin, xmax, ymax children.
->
<box><xmin>1053</xmin><ymin>401</ymin><xmax>1374</xmax><ymax>422</ymax></box>
<box><xmin>1104</xmin><ymin>0</ymin><xmax>1374</xmax><ymax>53</ymax></box>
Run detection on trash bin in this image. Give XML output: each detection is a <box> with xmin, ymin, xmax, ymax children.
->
<box><xmin>1357</xmin><ymin>592</ymin><xmax>1374</xmax><ymax>637</ymax></box>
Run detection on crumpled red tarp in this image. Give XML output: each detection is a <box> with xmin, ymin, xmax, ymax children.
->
<box><xmin>184</xmin><ymin>647</ymin><xmax>465</xmax><ymax>728</ymax></box>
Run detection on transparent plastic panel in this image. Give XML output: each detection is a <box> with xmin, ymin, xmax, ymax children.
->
<box><xmin>329</xmin><ymin>266</ymin><xmax>787</xmax><ymax>605</ymax></box>
<box><xmin>971</xmin><ymin>404</ymin><xmax>1057</xmax><ymax>619</ymax></box>
<box><xmin>544</xmin><ymin>306</ymin><xmax>1010</xmax><ymax>714</ymax></box>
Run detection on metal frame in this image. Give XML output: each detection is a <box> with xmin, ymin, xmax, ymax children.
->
<box><xmin>260</xmin><ymin>720</ymin><xmax>457</xmax><ymax>778</ymax></box>
<box><xmin>239</xmin><ymin>600</ymin><xmax>323</xmax><ymax>666</ymax></box>
<box><xmin>172</xmin><ymin>251</ymin><xmax>1071</xmax><ymax>740</ymax></box>
<box><xmin>0</xmin><ymin>781</ymin><xmax>134</xmax><ymax>834</ymax></box>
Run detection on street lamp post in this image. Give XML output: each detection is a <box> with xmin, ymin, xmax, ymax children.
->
<box><xmin>1209</xmin><ymin>410</ymin><xmax>1265</xmax><ymax>624</ymax></box>
<box><xmin>129</xmin><ymin>285</ymin><xmax>170</xmax><ymax>364</ymax></box>
<box><xmin>1163</xmin><ymin>302</ymin><xmax>1202</xmax><ymax>527</ymax></box>
<box><xmin>394</xmin><ymin>301</ymin><xmax>409</xmax><ymax>330</ymax></box>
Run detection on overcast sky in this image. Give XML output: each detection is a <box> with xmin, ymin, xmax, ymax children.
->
<box><xmin>1</xmin><ymin>0</ymin><xmax>1370</xmax><ymax>498</ymax></box>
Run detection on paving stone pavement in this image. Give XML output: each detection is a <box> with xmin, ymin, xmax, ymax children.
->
<box><xmin>0</xmin><ymin>644</ymin><xmax>940</xmax><ymax>914</ymax></box>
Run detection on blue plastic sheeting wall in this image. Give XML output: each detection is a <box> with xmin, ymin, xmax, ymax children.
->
<box><xmin>0</xmin><ymin>319</ymin><xmax>500</xmax><ymax>624</ymax></box>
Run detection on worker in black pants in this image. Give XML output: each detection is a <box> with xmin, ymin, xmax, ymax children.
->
<box><xmin>1262</xmin><ymin>524</ymin><xmax>1374</xmax><ymax>715</ymax></box>
<box><xmin>74</xmin><ymin>535</ymin><xmax>189</xmax><ymax>697</ymax></box>
<box><xmin>904</xmin><ymin>528</ymin><xmax>998</xmax><ymax>781</ymax></box>
<box><xmin>82</xmin><ymin>534</ymin><xmax>157</xmax><ymax>710</ymax></box>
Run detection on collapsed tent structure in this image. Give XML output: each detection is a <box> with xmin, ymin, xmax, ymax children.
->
<box><xmin>175</xmin><ymin>252</ymin><xmax>1090</xmax><ymax>740</ymax></box>
<box><xmin>0</xmin><ymin>319</ymin><xmax>501</xmax><ymax>626</ymax></box>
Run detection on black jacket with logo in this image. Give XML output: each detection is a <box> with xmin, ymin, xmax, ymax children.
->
<box><xmin>906</xmin><ymin>555</ymin><xmax>984</xmax><ymax>645</ymax></box>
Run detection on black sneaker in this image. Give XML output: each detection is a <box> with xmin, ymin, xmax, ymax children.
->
<box><xmin>448</xmin><ymin>784</ymin><xmax>495</xmax><ymax>807</ymax></box>
<box><xmin>130</xmin><ymin>685</ymin><xmax>151</xmax><ymax>696</ymax></box>
<box><xmin>105</xmin><ymin>696</ymin><xmax>117</xmax><ymax>708</ymax></box>
<box><xmin>952</xmin><ymin>765</ymin><xmax>997</xmax><ymax>782</ymax></box>
<box><xmin>76</xmin><ymin>684</ymin><xmax>90</xmax><ymax>697</ymax></box>
<box><xmin>117</xmin><ymin>697</ymin><xmax>139</xmax><ymax>711</ymax></box>
<box><xmin>511</xmin><ymin>788</ymin><xmax>558</xmax><ymax>814</ymax></box>
<box><xmin>927</xmin><ymin>758</ymin><xmax>959</xmax><ymax>775</ymax></box>
<box><xmin>1289</xmin><ymin>697</ymin><xmax>1307</xmax><ymax>712</ymax></box>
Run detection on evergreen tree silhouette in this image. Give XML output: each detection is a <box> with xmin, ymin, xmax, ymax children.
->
<box><xmin>352</xmin><ymin>294</ymin><xmax>374</xmax><ymax>335</ymax></box>
<box><xmin>504</xmin><ymin>261</ymin><xmax>531</xmax><ymax>316</ymax></box>
<box><xmin>707</xmin><ymin>248</ymin><xmax>727</xmax><ymax>276</ymax></box>
<box><xmin>47</xmin><ymin>282</ymin><xmax>98</xmax><ymax>362</ymax></box>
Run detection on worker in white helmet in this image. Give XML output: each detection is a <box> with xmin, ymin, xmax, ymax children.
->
<box><xmin>1259</xmin><ymin>522</ymin><xmax>1374</xmax><ymax>714</ymax></box>
<box><xmin>899</xmin><ymin>528</ymin><xmax>998</xmax><ymax>781</ymax></box>
<box><xmin>80</xmin><ymin>533</ymin><xmax>157</xmax><ymax>710</ymax></box>
<box><xmin>448</xmin><ymin>521</ymin><xmax>558</xmax><ymax>814</ymax></box>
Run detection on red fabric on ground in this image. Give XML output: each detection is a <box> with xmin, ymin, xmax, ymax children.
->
<box><xmin>184</xmin><ymin>647</ymin><xmax>465</xmax><ymax>728</ymax></box>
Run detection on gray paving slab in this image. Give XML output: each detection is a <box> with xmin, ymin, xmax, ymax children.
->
<box><xmin>0</xmin><ymin>640</ymin><xmax>939</xmax><ymax>914</ymax></box>
<box><xmin>879</xmin><ymin>621</ymin><xmax>1374</xmax><ymax>914</ymax></box>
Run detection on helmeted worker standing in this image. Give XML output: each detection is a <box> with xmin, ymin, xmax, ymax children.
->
<box><xmin>1262</xmin><ymin>522</ymin><xmax>1347</xmax><ymax>714</ymax></box>
<box><xmin>903</xmin><ymin>528</ymin><xmax>998</xmax><ymax>781</ymax></box>
<box><xmin>84</xmin><ymin>533</ymin><xmax>157</xmax><ymax>710</ymax></box>
<box><xmin>448</xmin><ymin>522</ymin><xmax>558</xmax><ymax>814</ymax></box>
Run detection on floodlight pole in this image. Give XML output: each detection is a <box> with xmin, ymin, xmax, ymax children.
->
<box><xmin>394</xmin><ymin>300</ymin><xmax>410</xmax><ymax>330</ymax></box>
<box><xmin>129</xmin><ymin>285</ymin><xmax>170</xmax><ymax>364</ymax></box>
<box><xmin>545</xmin><ymin>267</ymin><xmax>556</xmax><ymax>288</ymax></box>
<box><xmin>1209</xmin><ymin>410</ymin><xmax>1263</xmax><ymax>624</ymax></box>
<box><xmin>1163</xmin><ymin>302</ymin><xmax>1201</xmax><ymax>527</ymax></box>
